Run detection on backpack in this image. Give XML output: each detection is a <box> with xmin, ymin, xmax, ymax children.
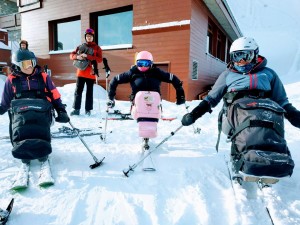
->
<box><xmin>217</xmin><ymin>92</ymin><xmax>294</xmax><ymax>178</ymax></box>
<box><xmin>131</xmin><ymin>91</ymin><xmax>162</xmax><ymax>138</ymax></box>
<box><xmin>72</xmin><ymin>43</ymin><xmax>94</xmax><ymax>71</ymax></box>
<box><xmin>9</xmin><ymin>74</ymin><xmax>54</xmax><ymax>160</ymax></box>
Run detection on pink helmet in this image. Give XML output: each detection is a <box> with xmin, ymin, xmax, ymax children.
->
<box><xmin>136</xmin><ymin>51</ymin><xmax>153</xmax><ymax>72</ymax></box>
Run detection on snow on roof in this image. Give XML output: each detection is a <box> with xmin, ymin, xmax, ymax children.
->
<box><xmin>0</xmin><ymin>41</ymin><xmax>11</xmax><ymax>50</ymax></box>
<box><xmin>0</xmin><ymin>28</ymin><xmax>8</xmax><ymax>32</ymax></box>
<box><xmin>132</xmin><ymin>20</ymin><xmax>190</xmax><ymax>31</ymax></box>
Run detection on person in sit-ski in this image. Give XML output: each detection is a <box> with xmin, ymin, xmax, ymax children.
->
<box><xmin>181</xmin><ymin>37</ymin><xmax>300</xmax><ymax>180</ymax></box>
<box><xmin>0</xmin><ymin>49</ymin><xmax>70</xmax><ymax>183</ymax></box>
<box><xmin>107</xmin><ymin>50</ymin><xmax>186</xmax><ymax>108</ymax></box>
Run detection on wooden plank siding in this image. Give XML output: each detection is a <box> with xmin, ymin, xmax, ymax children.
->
<box><xmin>19</xmin><ymin>0</ymin><xmax>236</xmax><ymax>101</ymax></box>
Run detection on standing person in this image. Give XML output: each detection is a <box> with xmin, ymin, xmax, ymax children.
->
<box><xmin>181</xmin><ymin>37</ymin><xmax>299</xmax><ymax>182</ymax></box>
<box><xmin>0</xmin><ymin>49</ymin><xmax>70</xmax><ymax>189</ymax></box>
<box><xmin>107</xmin><ymin>50</ymin><xmax>185</xmax><ymax>108</ymax></box>
<box><xmin>69</xmin><ymin>28</ymin><xmax>103</xmax><ymax>116</ymax></box>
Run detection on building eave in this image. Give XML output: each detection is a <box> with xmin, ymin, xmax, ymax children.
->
<box><xmin>203</xmin><ymin>0</ymin><xmax>243</xmax><ymax>40</ymax></box>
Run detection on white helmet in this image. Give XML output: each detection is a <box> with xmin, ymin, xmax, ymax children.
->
<box><xmin>230</xmin><ymin>37</ymin><xmax>259</xmax><ymax>53</ymax></box>
<box><xmin>229</xmin><ymin>37</ymin><xmax>259</xmax><ymax>64</ymax></box>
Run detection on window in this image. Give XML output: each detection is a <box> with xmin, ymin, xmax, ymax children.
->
<box><xmin>49</xmin><ymin>16</ymin><xmax>81</xmax><ymax>52</ymax></box>
<box><xmin>91</xmin><ymin>6</ymin><xmax>133</xmax><ymax>49</ymax></box>
<box><xmin>207</xmin><ymin>24</ymin><xmax>213</xmax><ymax>54</ymax></box>
<box><xmin>206</xmin><ymin>18</ymin><xmax>229</xmax><ymax>62</ymax></box>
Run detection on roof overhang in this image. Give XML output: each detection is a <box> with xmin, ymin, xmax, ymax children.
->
<box><xmin>203</xmin><ymin>0</ymin><xmax>243</xmax><ymax>40</ymax></box>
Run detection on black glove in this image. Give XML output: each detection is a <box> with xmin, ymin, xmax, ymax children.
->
<box><xmin>181</xmin><ymin>100</ymin><xmax>211</xmax><ymax>126</ymax></box>
<box><xmin>284</xmin><ymin>103</ymin><xmax>300</xmax><ymax>128</ymax></box>
<box><xmin>0</xmin><ymin>105</ymin><xmax>6</xmax><ymax>115</ymax></box>
<box><xmin>107</xmin><ymin>99</ymin><xmax>115</xmax><ymax>108</ymax></box>
<box><xmin>55</xmin><ymin>108</ymin><xmax>70</xmax><ymax>123</ymax></box>
<box><xmin>176</xmin><ymin>86</ymin><xmax>185</xmax><ymax>105</ymax></box>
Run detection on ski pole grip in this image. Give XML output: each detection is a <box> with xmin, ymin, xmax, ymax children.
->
<box><xmin>103</xmin><ymin>57</ymin><xmax>111</xmax><ymax>78</ymax></box>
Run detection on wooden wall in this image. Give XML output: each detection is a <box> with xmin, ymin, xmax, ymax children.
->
<box><xmin>188</xmin><ymin>0</ymin><xmax>227</xmax><ymax>100</ymax></box>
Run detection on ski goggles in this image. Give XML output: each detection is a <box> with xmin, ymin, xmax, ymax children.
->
<box><xmin>136</xmin><ymin>60</ymin><xmax>152</xmax><ymax>67</ymax></box>
<box><xmin>230</xmin><ymin>50</ymin><xmax>255</xmax><ymax>63</ymax></box>
<box><xmin>16</xmin><ymin>59</ymin><xmax>36</xmax><ymax>69</ymax></box>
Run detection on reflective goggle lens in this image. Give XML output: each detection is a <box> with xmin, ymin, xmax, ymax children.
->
<box><xmin>20</xmin><ymin>60</ymin><xmax>34</xmax><ymax>69</ymax></box>
<box><xmin>231</xmin><ymin>50</ymin><xmax>254</xmax><ymax>62</ymax></box>
<box><xmin>137</xmin><ymin>60</ymin><xmax>152</xmax><ymax>67</ymax></box>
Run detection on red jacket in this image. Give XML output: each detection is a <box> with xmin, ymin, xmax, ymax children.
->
<box><xmin>70</xmin><ymin>42</ymin><xmax>103</xmax><ymax>80</ymax></box>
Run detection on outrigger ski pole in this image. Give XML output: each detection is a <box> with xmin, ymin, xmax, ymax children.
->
<box><xmin>101</xmin><ymin>58</ymin><xmax>111</xmax><ymax>142</ymax></box>
<box><xmin>123</xmin><ymin>125</ymin><xmax>184</xmax><ymax>177</ymax></box>
<box><xmin>69</xmin><ymin>121</ymin><xmax>105</xmax><ymax>169</ymax></box>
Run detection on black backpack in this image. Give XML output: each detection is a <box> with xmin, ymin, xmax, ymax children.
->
<box><xmin>217</xmin><ymin>92</ymin><xmax>294</xmax><ymax>178</ymax></box>
<box><xmin>9</xmin><ymin>74</ymin><xmax>54</xmax><ymax>160</ymax></box>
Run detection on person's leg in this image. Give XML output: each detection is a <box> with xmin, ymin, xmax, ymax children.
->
<box><xmin>85</xmin><ymin>78</ymin><xmax>94</xmax><ymax>113</ymax></box>
<box><xmin>72</xmin><ymin>77</ymin><xmax>85</xmax><ymax>114</ymax></box>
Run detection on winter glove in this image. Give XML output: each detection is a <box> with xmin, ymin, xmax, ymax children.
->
<box><xmin>284</xmin><ymin>103</ymin><xmax>300</xmax><ymax>128</ymax></box>
<box><xmin>55</xmin><ymin>108</ymin><xmax>70</xmax><ymax>123</ymax></box>
<box><xmin>176</xmin><ymin>86</ymin><xmax>186</xmax><ymax>105</ymax></box>
<box><xmin>181</xmin><ymin>100</ymin><xmax>211</xmax><ymax>126</ymax></box>
<box><xmin>107</xmin><ymin>99</ymin><xmax>115</xmax><ymax>108</ymax></box>
<box><xmin>0</xmin><ymin>105</ymin><xmax>6</xmax><ymax>115</ymax></box>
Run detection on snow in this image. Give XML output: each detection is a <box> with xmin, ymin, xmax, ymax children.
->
<box><xmin>0</xmin><ymin>0</ymin><xmax>300</xmax><ymax>224</ymax></box>
<box><xmin>132</xmin><ymin>20</ymin><xmax>190</xmax><ymax>31</ymax></box>
<box><xmin>0</xmin><ymin>41</ymin><xmax>11</xmax><ymax>50</ymax></box>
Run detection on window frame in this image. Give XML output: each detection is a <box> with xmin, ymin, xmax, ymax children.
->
<box><xmin>48</xmin><ymin>15</ymin><xmax>81</xmax><ymax>53</ymax></box>
<box><xmin>90</xmin><ymin>5</ymin><xmax>133</xmax><ymax>50</ymax></box>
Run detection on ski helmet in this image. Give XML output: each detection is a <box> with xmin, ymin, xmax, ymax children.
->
<box><xmin>85</xmin><ymin>28</ymin><xmax>95</xmax><ymax>41</ymax></box>
<box><xmin>230</xmin><ymin>37</ymin><xmax>259</xmax><ymax>62</ymax></box>
<box><xmin>19</xmin><ymin>40</ymin><xmax>28</xmax><ymax>50</ymax></box>
<box><xmin>136</xmin><ymin>51</ymin><xmax>153</xmax><ymax>72</ymax></box>
<box><xmin>12</xmin><ymin>49</ymin><xmax>37</xmax><ymax>70</ymax></box>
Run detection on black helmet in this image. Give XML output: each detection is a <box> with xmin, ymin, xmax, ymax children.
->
<box><xmin>12</xmin><ymin>49</ymin><xmax>37</xmax><ymax>69</ymax></box>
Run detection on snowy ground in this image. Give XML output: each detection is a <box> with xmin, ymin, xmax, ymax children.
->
<box><xmin>0</xmin><ymin>79</ymin><xmax>300</xmax><ymax>225</ymax></box>
<box><xmin>1</xmin><ymin>0</ymin><xmax>300</xmax><ymax>224</ymax></box>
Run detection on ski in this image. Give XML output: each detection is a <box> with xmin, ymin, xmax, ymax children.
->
<box><xmin>10</xmin><ymin>163</ymin><xmax>30</xmax><ymax>191</ymax></box>
<box><xmin>38</xmin><ymin>159</ymin><xmax>54</xmax><ymax>187</ymax></box>
<box><xmin>0</xmin><ymin>136</ymin><xmax>10</xmax><ymax>140</ymax></box>
<box><xmin>51</xmin><ymin>126</ymin><xmax>103</xmax><ymax>138</ymax></box>
<box><xmin>224</xmin><ymin>156</ymin><xmax>276</xmax><ymax>225</ymax></box>
<box><xmin>0</xmin><ymin>198</ymin><xmax>14</xmax><ymax>225</ymax></box>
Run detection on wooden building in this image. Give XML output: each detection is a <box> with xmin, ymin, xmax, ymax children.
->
<box><xmin>0</xmin><ymin>29</ymin><xmax>11</xmax><ymax>75</ymax></box>
<box><xmin>17</xmin><ymin>0</ymin><xmax>242</xmax><ymax>101</ymax></box>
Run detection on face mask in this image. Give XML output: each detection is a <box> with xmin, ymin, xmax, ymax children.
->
<box><xmin>138</xmin><ymin>67</ymin><xmax>150</xmax><ymax>72</ymax></box>
<box><xmin>233</xmin><ymin>63</ymin><xmax>254</xmax><ymax>73</ymax></box>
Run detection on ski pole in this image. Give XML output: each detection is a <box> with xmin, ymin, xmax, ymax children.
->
<box><xmin>69</xmin><ymin>121</ymin><xmax>104</xmax><ymax>169</ymax></box>
<box><xmin>123</xmin><ymin>125</ymin><xmax>183</xmax><ymax>177</ymax></box>
<box><xmin>184</xmin><ymin>102</ymin><xmax>201</xmax><ymax>134</ymax></box>
<box><xmin>101</xmin><ymin>58</ymin><xmax>111</xmax><ymax>142</ymax></box>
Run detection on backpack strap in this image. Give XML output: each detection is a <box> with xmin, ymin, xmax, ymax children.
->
<box><xmin>11</xmin><ymin>73</ymin><xmax>49</xmax><ymax>99</ymax></box>
<box><xmin>11</xmin><ymin>76</ymin><xmax>22</xmax><ymax>99</ymax></box>
<box><xmin>230</xmin><ymin>119</ymin><xmax>285</xmax><ymax>141</ymax></box>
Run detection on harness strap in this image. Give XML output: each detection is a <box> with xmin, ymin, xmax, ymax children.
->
<box><xmin>230</xmin><ymin>119</ymin><xmax>285</xmax><ymax>141</ymax></box>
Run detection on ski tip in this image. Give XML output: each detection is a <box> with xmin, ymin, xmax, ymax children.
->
<box><xmin>39</xmin><ymin>181</ymin><xmax>54</xmax><ymax>188</ymax></box>
<box><xmin>10</xmin><ymin>185</ymin><xmax>28</xmax><ymax>192</ymax></box>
